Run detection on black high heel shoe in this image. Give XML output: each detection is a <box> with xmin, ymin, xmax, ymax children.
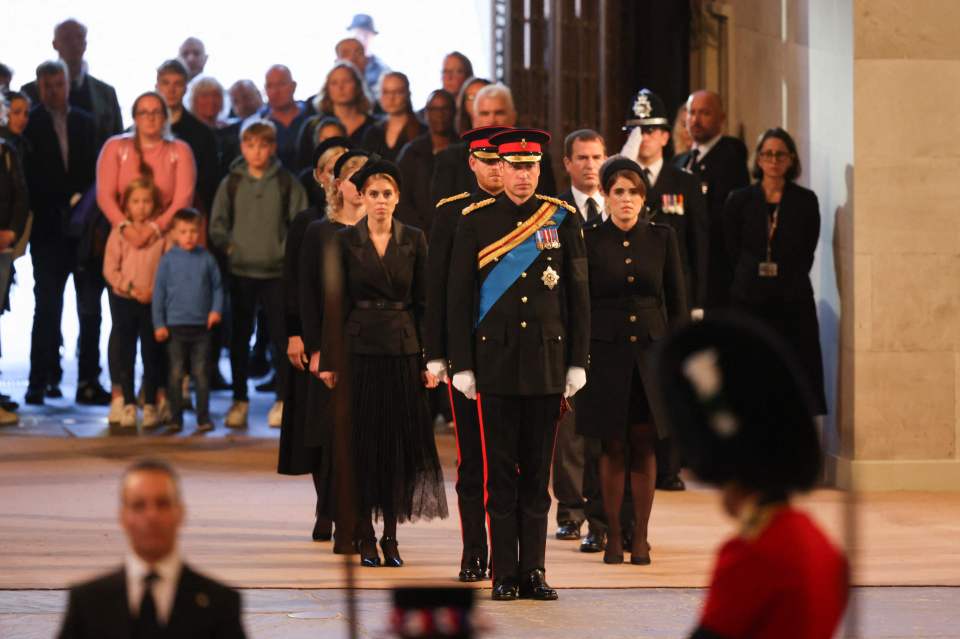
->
<box><xmin>357</xmin><ymin>538</ymin><xmax>381</xmax><ymax>567</ymax></box>
<box><xmin>380</xmin><ymin>536</ymin><xmax>404</xmax><ymax>567</ymax></box>
<box><xmin>630</xmin><ymin>540</ymin><xmax>652</xmax><ymax>566</ymax></box>
<box><xmin>312</xmin><ymin>517</ymin><xmax>333</xmax><ymax>542</ymax></box>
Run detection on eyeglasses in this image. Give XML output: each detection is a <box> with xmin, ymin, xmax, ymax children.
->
<box><xmin>758</xmin><ymin>150</ymin><xmax>792</xmax><ymax>161</ymax></box>
<box><xmin>135</xmin><ymin>109</ymin><xmax>165</xmax><ymax>119</ymax></box>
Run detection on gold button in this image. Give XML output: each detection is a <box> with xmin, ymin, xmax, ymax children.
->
<box><xmin>627</xmin><ymin>276</ymin><xmax>635</xmax><ymax>283</ymax></box>
<box><xmin>517</xmin><ymin>221</ymin><xmax>523</xmax><ymax>227</ymax></box>
<box><xmin>546</xmin><ymin>256</ymin><xmax>553</xmax><ymax>261</ymax></box>
<box><xmin>521</xmin><ymin>296</ymin><xmax>528</xmax><ymax>303</ymax></box>
<box><xmin>557</xmin><ymin>335</ymin><xmax>562</xmax><ymax>341</ymax></box>
<box><xmin>521</xmin><ymin>272</ymin><xmax>527</xmax><ymax>278</ymax></box>
<box><xmin>481</xmin><ymin>336</ymin><xmax>487</xmax><ymax>341</ymax></box>
<box><xmin>623</xmin><ymin>240</ymin><xmax>630</xmax><ymax>247</ymax></box>
<box><xmin>520</xmin><ymin>321</ymin><xmax>527</xmax><ymax>328</ymax></box>
<box><xmin>630</xmin><ymin>336</ymin><xmax>638</xmax><ymax>342</ymax></box>
<box><xmin>629</xmin><ymin>315</ymin><xmax>637</xmax><ymax>322</ymax></box>
<box><xmin>625</xmin><ymin>258</ymin><xmax>632</xmax><ymax>264</ymax></box>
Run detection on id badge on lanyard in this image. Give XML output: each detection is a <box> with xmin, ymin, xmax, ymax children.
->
<box><xmin>759</xmin><ymin>205</ymin><xmax>780</xmax><ymax>278</ymax></box>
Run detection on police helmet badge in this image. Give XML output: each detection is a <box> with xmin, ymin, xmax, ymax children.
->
<box><xmin>633</xmin><ymin>93</ymin><xmax>653</xmax><ymax>119</ymax></box>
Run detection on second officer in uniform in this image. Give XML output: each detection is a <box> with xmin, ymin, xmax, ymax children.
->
<box><xmin>447</xmin><ymin>129</ymin><xmax>590</xmax><ymax>601</ymax></box>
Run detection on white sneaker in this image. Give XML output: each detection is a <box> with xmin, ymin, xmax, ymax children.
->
<box><xmin>108</xmin><ymin>396</ymin><xmax>124</xmax><ymax>425</ymax></box>
<box><xmin>142</xmin><ymin>404</ymin><xmax>160</xmax><ymax>429</ymax></box>
<box><xmin>268</xmin><ymin>401</ymin><xmax>283</xmax><ymax>428</ymax></box>
<box><xmin>120</xmin><ymin>404</ymin><xmax>137</xmax><ymax>428</ymax></box>
<box><xmin>225</xmin><ymin>401</ymin><xmax>249</xmax><ymax>429</ymax></box>
<box><xmin>0</xmin><ymin>406</ymin><xmax>18</xmax><ymax>426</ymax></box>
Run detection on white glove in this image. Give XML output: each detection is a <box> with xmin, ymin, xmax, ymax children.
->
<box><xmin>619</xmin><ymin>126</ymin><xmax>643</xmax><ymax>162</ymax></box>
<box><xmin>452</xmin><ymin>370</ymin><xmax>477</xmax><ymax>400</ymax></box>
<box><xmin>691</xmin><ymin>308</ymin><xmax>705</xmax><ymax>321</ymax></box>
<box><xmin>426</xmin><ymin>359</ymin><xmax>448</xmax><ymax>383</ymax></box>
<box><xmin>564</xmin><ymin>366</ymin><xmax>587</xmax><ymax>398</ymax></box>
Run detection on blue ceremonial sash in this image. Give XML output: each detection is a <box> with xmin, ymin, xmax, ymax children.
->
<box><xmin>476</xmin><ymin>207</ymin><xmax>568</xmax><ymax>326</ymax></box>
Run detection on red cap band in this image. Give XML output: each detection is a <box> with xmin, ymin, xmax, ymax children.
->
<box><xmin>469</xmin><ymin>139</ymin><xmax>494</xmax><ymax>150</ymax></box>
<box><xmin>498</xmin><ymin>141</ymin><xmax>542</xmax><ymax>154</ymax></box>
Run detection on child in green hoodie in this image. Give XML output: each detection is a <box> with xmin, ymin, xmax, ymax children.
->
<box><xmin>209</xmin><ymin>118</ymin><xmax>307</xmax><ymax>428</ymax></box>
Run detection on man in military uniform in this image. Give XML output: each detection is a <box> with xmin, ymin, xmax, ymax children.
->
<box><xmin>673</xmin><ymin>90</ymin><xmax>749</xmax><ymax>309</ymax></box>
<box><xmin>424</xmin><ymin>125</ymin><xmax>508</xmax><ymax>582</ymax></box>
<box><xmin>447</xmin><ymin>129</ymin><xmax>590</xmax><ymax>601</ymax></box>
<box><xmin>622</xmin><ymin>88</ymin><xmax>708</xmax><ymax>491</ymax></box>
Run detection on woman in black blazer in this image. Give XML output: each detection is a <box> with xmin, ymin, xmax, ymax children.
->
<box><xmin>575</xmin><ymin>157</ymin><xmax>687</xmax><ymax>566</ymax></box>
<box><xmin>724</xmin><ymin>128</ymin><xmax>827</xmax><ymax>415</ymax></box>
<box><xmin>319</xmin><ymin>158</ymin><xmax>447</xmax><ymax>568</ymax></box>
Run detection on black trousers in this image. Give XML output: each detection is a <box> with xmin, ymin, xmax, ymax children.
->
<box><xmin>552</xmin><ymin>404</ymin><xmax>585</xmax><ymax>524</ymax></box>
<box><xmin>29</xmin><ymin>239</ymin><xmax>104</xmax><ymax>389</ymax></box>
<box><xmin>477</xmin><ymin>392</ymin><xmax>561</xmax><ymax>579</ymax></box>
<box><xmin>447</xmin><ymin>384</ymin><xmax>488</xmax><ymax>566</ymax></box>
<box><xmin>106</xmin><ymin>293</ymin><xmax>161</xmax><ymax>404</ymax></box>
<box><xmin>229</xmin><ymin>276</ymin><xmax>286</xmax><ymax>401</ymax></box>
<box><xmin>168</xmin><ymin>326</ymin><xmax>212</xmax><ymax>425</ymax></box>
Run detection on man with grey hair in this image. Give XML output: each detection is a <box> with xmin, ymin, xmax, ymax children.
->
<box><xmin>21</xmin><ymin>19</ymin><xmax>122</xmax><ymax>151</ymax></box>
<box><xmin>58</xmin><ymin>459</ymin><xmax>246</xmax><ymax>638</ymax></box>
<box><xmin>431</xmin><ymin>82</ymin><xmax>556</xmax><ymax>202</ymax></box>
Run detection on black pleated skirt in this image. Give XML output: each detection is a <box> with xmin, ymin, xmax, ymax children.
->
<box><xmin>350</xmin><ymin>353</ymin><xmax>448</xmax><ymax>523</ymax></box>
<box><xmin>277</xmin><ymin>364</ymin><xmax>322</xmax><ymax>475</ymax></box>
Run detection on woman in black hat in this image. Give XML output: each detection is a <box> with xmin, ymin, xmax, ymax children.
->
<box><xmin>318</xmin><ymin>158</ymin><xmax>448</xmax><ymax>567</ymax></box>
<box><xmin>296</xmin><ymin>148</ymin><xmax>370</xmax><ymax>551</ymax></box>
<box><xmin>575</xmin><ymin>156</ymin><xmax>687</xmax><ymax>565</ymax></box>
<box><xmin>723</xmin><ymin>127</ymin><xmax>827</xmax><ymax>416</ymax></box>
<box><xmin>653</xmin><ymin>313</ymin><xmax>847</xmax><ymax>639</ymax></box>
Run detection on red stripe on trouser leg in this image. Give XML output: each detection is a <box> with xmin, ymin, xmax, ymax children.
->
<box><xmin>447</xmin><ymin>383</ymin><xmax>465</xmax><ymax>548</ymax></box>
<box><xmin>476</xmin><ymin>392</ymin><xmax>493</xmax><ymax>581</ymax></box>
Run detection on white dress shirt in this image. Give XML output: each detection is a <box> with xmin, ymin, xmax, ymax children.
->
<box><xmin>691</xmin><ymin>133</ymin><xmax>722</xmax><ymax>162</ymax></box>
<box><xmin>126</xmin><ymin>550</ymin><xmax>182</xmax><ymax>625</ymax></box>
<box><xmin>638</xmin><ymin>156</ymin><xmax>664</xmax><ymax>188</ymax></box>
<box><xmin>570</xmin><ymin>185</ymin><xmax>606</xmax><ymax>222</ymax></box>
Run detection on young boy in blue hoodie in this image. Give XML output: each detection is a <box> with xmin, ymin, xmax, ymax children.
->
<box><xmin>153</xmin><ymin>208</ymin><xmax>224</xmax><ymax>433</ymax></box>
<box><xmin>209</xmin><ymin>119</ymin><xmax>307</xmax><ymax>428</ymax></box>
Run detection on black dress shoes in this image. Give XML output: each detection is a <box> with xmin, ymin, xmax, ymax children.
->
<box><xmin>555</xmin><ymin>520</ymin><xmax>582</xmax><ymax>540</ymax></box>
<box><xmin>76</xmin><ymin>382</ymin><xmax>112</xmax><ymax>405</ymax></box>
<box><xmin>24</xmin><ymin>387</ymin><xmax>45</xmax><ymax>406</ymax></box>
<box><xmin>491</xmin><ymin>576</ymin><xmax>519</xmax><ymax>601</ymax></box>
<box><xmin>380</xmin><ymin>537</ymin><xmax>404</xmax><ymax>567</ymax></box>
<box><xmin>579</xmin><ymin>531</ymin><xmax>605</xmax><ymax>553</ymax></box>
<box><xmin>357</xmin><ymin>538</ymin><xmax>381</xmax><ymax>567</ymax></box>
<box><xmin>312</xmin><ymin>517</ymin><xmax>332</xmax><ymax>542</ymax></box>
<box><xmin>45</xmin><ymin>384</ymin><xmax>63</xmax><ymax>399</ymax></box>
<box><xmin>656</xmin><ymin>474</ymin><xmax>686</xmax><ymax>491</ymax></box>
<box><xmin>458</xmin><ymin>552</ymin><xmax>486</xmax><ymax>582</ymax></box>
<box><xmin>519</xmin><ymin>569</ymin><xmax>558</xmax><ymax>601</ymax></box>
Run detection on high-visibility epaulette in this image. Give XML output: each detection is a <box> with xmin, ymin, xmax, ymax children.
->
<box><xmin>435</xmin><ymin>191</ymin><xmax>470</xmax><ymax>208</ymax></box>
<box><xmin>462</xmin><ymin>197</ymin><xmax>497</xmax><ymax>216</ymax></box>
<box><xmin>535</xmin><ymin>194</ymin><xmax>577</xmax><ymax>214</ymax></box>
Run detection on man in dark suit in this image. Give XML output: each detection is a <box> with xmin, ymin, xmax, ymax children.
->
<box><xmin>21</xmin><ymin>19</ymin><xmax>123</xmax><ymax>152</ymax></box>
<box><xmin>22</xmin><ymin>60</ymin><xmax>109</xmax><ymax>406</ymax></box>
<box><xmin>430</xmin><ymin>83</ymin><xmax>556</xmax><ymax>202</ymax></box>
<box><xmin>58</xmin><ymin>459</ymin><xmax>246</xmax><ymax>638</ymax></box>
<box><xmin>623</xmin><ymin>89</ymin><xmax>709</xmax><ymax>491</ymax></box>
<box><xmin>448</xmin><ymin>129</ymin><xmax>589</xmax><ymax>601</ymax></box>
<box><xmin>672</xmin><ymin>90</ymin><xmax>749</xmax><ymax>309</ymax></box>
<box><xmin>550</xmin><ymin>129</ymin><xmax>606</xmax><ymax>547</ymax></box>
<box><xmin>157</xmin><ymin>59</ymin><xmax>220</xmax><ymax>213</ymax></box>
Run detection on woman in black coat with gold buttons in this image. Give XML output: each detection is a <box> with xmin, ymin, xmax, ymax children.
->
<box><xmin>575</xmin><ymin>157</ymin><xmax>687</xmax><ymax>566</ymax></box>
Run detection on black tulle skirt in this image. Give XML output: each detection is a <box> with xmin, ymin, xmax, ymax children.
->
<box><xmin>350</xmin><ymin>353</ymin><xmax>448</xmax><ymax>523</ymax></box>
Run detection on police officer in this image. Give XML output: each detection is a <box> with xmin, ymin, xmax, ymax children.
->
<box><xmin>622</xmin><ymin>88</ymin><xmax>709</xmax><ymax>492</ymax></box>
<box><xmin>424</xmin><ymin>125</ymin><xmax>508</xmax><ymax>582</ymax></box>
<box><xmin>447</xmin><ymin>129</ymin><xmax>590</xmax><ymax>601</ymax></box>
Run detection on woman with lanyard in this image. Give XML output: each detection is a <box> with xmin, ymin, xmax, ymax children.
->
<box><xmin>722</xmin><ymin>127</ymin><xmax>827</xmax><ymax>417</ymax></box>
<box><xmin>653</xmin><ymin>313</ymin><xmax>847</xmax><ymax>639</ymax></box>
<box><xmin>575</xmin><ymin>156</ymin><xmax>687</xmax><ymax>565</ymax></box>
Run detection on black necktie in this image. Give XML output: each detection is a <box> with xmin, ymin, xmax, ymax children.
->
<box><xmin>642</xmin><ymin>168</ymin><xmax>652</xmax><ymax>187</ymax></box>
<box><xmin>136</xmin><ymin>572</ymin><xmax>161</xmax><ymax>637</ymax></box>
<box><xmin>586</xmin><ymin>197</ymin><xmax>600</xmax><ymax>222</ymax></box>
<box><xmin>685</xmin><ymin>148</ymin><xmax>700</xmax><ymax>172</ymax></box>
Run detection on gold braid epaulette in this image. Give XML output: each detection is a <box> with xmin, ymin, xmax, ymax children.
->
<box><xmin>462</xmin><ymin>197</ymin><xmax>496</xmax><ymax>216</ymax></box>
<box><xmin>435</xmin><ymin>191</ymin><xmax>470</xmax><ymax>208</ymax></box>
<box><xmin>536</xmin><ymin>194</ymin><xmax>577</xmax><ymax>214</ymax></box>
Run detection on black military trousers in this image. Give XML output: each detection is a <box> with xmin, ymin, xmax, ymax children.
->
<box><xmin>448</xmin><ymin>385</ymin><xmax>488</xmax><ymax>566</ymax></box>
<box><xmin>477</xmin><ymin>392</ymin><xmax>561</xmax><ymax>579</ymax></box>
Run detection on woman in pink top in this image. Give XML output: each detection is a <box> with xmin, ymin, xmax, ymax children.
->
<box><xmin>96</xmin><ymin>91</ymin><xmax>196</xmax><ymax>247</ymax></box>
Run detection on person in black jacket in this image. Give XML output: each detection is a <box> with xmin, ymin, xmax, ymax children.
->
<box><xmin>447</xmin><ymin>129</ymin><xmax>589</xmax><ymax>601</ymax></box>
<box><xmin>23</xmin><ymin>60</ymin><xmax>109</xmax><ymax>407</ymax></box>
<box><xmin>156</xmin><ymin>60</ymin><xmax>219</xmax><ymax>214</ymax></box>
<box><xmin>575</xmin><ymin>157</ymin><xmax>687</xmax><ymax>566</ymax></box>
<box><xmin>673</xmin><ymin>90</ymin><xmax>749</xmax><ymax>309</ymax></box>
<box><xmin>0</xmin><ymin>134</ymin><xmax>29</xmax><ymax>424</ymax></box>
<box><xmin>359</xmin><ymin>72</ymin><xmax>424</xmax><ymax>162</ymax></box>
<box><xmin>424</xmin><ymin>125</ymin><xmax>507</xmax><ymax>581</ymax></box>
<box><xmin>57</xmin><ymin>459</ymin><xmax>246</xmax><ymax>639</ymax></box>
<box><xmin>277</xmin><ymin>137</ymin><xmax>352</xmax><ymax>542</ymax></box>
<box><xmin>318</xmin><ymin>158</ymin><xmax>447</xmax><ymax>568</ymax></box>
<box><xmin>724</xmin><ymin>127</ymin><xmax>827</xmax><ymax>416</ymax></box>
